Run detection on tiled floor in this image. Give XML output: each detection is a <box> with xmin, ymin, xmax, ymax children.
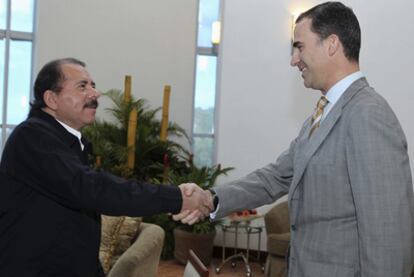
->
<box><xmin>157</xmin><ymin>258</ymin><xmax>265</xmax><ymax>277</ymax></box>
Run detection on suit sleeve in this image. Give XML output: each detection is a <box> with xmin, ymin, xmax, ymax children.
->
<box><xmin>213</xmin><ymin>138</ymin><xmax>296</xmax><ymax>218</ymax></box>
<box><xmin>346</xmin><ymin>101</ymin><xmax>414</xmax><ymax>276</ymax></box>
<box><xmin>2</xmin><ymin>122</ymin><xmax>182</xmax><ymax>216</ymax></box>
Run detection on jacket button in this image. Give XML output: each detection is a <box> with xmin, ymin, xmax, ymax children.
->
<box><xmin>291</xmin><ymin>225</ymin><xmax>297</xmax><ymax>231</ymax></box>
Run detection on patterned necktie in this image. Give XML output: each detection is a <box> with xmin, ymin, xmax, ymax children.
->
<box><xmin>309</xmin><ymin>96</ymin><xmax>328</xmax><ymax>137</ymax></box>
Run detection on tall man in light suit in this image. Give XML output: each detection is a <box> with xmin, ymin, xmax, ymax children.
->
<box><xmin>175</xmin><ymin>2</ymin><xmax>414</xmax><ymax>276</ymax></box>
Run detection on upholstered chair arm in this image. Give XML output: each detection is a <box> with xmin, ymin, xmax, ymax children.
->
<box><xmin>264</xmin><ymin>201</ymin><xmax>290</xmax><ymax>235</ymax></box>
<box><xmin>108</xmin><ymin>223</ymin><xmax>165</xmax><ymax>277</ymax></box>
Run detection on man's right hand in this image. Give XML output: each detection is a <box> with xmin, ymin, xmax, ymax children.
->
<box><xmin>175</xmin><ymin>183</ymin><xmax>214</xmax><ymax>225</ymax></box>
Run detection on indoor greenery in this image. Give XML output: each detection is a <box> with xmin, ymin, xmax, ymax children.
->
<box><xmin>83</xmin><ymin>89</ymin><xmax>190</xmax><ymax>178</ymax></box>
<box><xmin>82</xmin><ymin>89</ymin><xmax>233</xmax><ymax>259</ymax></box>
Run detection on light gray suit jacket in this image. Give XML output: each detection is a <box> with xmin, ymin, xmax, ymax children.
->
<box><xmin>214</xmin><ymin>78</ymin><xmax>414</xmax><ymax>277</ymax></box>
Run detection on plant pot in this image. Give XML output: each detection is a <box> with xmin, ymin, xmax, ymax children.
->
<box><xmin>173</xmin><ymin>226</ymin><xmax>216</xmax><ymax>265</ymax></box>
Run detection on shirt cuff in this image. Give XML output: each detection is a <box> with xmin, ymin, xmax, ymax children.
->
<box><xmin>209</xmin><ymin>203</ymin><xmax>220</xmax><ymax>220</ymax></box>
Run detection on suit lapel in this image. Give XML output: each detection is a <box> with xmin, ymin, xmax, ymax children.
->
<box><xmin>288</xmin><ymin>77</ymin><xmax>369</xmax><ymax>202</ymax></box>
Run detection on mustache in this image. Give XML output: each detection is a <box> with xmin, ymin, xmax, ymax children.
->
<box><xmin>84</xmin><ymin>99</ymin><xmax>99</xmax><ymax>109</ymax></box>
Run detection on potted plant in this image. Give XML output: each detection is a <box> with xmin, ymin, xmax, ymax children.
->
<box><xmin>83</xmin><ymin>87</ymin><xmax>234</xmax><ymax>263</ymax></box>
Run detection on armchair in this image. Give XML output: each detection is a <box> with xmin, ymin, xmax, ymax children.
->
<box><xmin>264</xmin><ymin>201</ymin><xmax>290</xmax><ymax>277</ymax></box>
<box><xmin>107</xmin><ymin>222</ymin><xmax>165</xmax><ymax>277</ymax></box>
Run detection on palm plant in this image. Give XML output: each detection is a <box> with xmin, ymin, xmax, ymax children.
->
<box><xmin>82</xmin><ymin>88</ymin><xmax>233</xmax><ymax>259</ymax></box>
<box><xmin>83</xmin><ymin>89</ymin><xmax>189</xmax><ymax>181</ymax></box>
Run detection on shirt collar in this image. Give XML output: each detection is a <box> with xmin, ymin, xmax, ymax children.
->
<box><xmin>325</xmin><ymin>71</ymin><xmax>364</xmax><ymax>106</ymax></box>
<box><xmin>55</xmin><ymin>119</ymin><xmax>84</xmax><ymax>150</ymax></box>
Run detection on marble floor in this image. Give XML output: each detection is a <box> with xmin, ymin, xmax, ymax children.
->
<box><xmin>157</xmin><ymin>258</ymin><xmax>265</xmax><ymax>277</ymax></box>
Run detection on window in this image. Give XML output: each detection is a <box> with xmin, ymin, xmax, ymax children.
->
<box><xmin>192</xmin><ymin>0</ymin><xmax>220</xmax><ymax>167</ymax></box>
<box><xmin>0</xmin><ymin>0</ymin><xmax>35</xmax><ymax>150</ymax></box>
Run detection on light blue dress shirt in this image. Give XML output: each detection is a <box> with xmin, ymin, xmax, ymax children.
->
<box><xmin>321</xmin><ymin>71</ymin><xmax>364</xmax><ymax>122</ymax></box>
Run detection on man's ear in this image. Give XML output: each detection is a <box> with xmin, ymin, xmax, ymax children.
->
<box><xmin>327</xmin><ymin>34</ymin><xmax>340</xmax><ymax>56</ymax></box>
<box><xmin>43</xmin><ymin>90</ymin><xmax>58</xmax><ymax>110</ymax></box>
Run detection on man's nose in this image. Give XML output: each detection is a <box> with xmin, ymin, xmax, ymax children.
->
<box><xmin>290</xmin><ymin>50</ymin><xmax>299</xmax><ymax>67</ymax></box>
<box><xmin>94</xmin><ymin>89</ymin><xmax>102</xmax><ymax>98</ymax></box>
<box><xmin>89</xmin><ymin>87</ymin><xmax>102</xmax><ymax>98</ymax></box>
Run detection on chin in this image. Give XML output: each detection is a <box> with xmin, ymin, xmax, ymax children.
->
<box><xmin>83</xmin><ymin>117</ymin><xmax>96</xmax><ymax>126</ymax></box>
<box><xmin>303</xmin><ymin>79</ymin><xmax>317</xmax><ymax>89</ymax></box>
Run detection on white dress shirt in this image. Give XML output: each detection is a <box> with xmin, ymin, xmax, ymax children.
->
<box><xmin>55</xmin><ymin>119</ymin><xmax>84</xmax><ymax>150</ymax></box>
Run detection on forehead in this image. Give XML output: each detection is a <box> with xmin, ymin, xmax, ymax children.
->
<box><xmin>293</xmin><ymin>18</ymin><xmax>318</xmax><ymax>42</ymax></box>
<box><xmin>60</xmin><ymin>63</ymin><xmax>91</xmax><ymax>82</ymax></box>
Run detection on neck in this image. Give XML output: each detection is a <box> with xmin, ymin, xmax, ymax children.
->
<box><xmin>41</xmin><ymin>107</ymin><xmax>82</xmax><ymax>131</ymax></box>
<box><xmin>41</xmin><ymin>106</ymin><xmax>56</xmax><ymax>118</ymax></box>
<box><xmin>322</xmin><ymin>62</ymin><xmax>360</xmax><ymax>93</ymax></box>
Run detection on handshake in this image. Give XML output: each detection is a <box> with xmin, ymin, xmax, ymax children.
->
<box><xmin>174</xmin><ymin>183</ymin><xmax>216</xmax><ymax>225</ymax></box>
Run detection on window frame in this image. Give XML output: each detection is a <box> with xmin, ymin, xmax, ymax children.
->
<box><xmin>0</xmin><ymin>0</ymin><xmax>36</xmax><ymax>149</ymax></box>
<box><xmin>191</xmin><ymin>0</ymin><xmax>221</xmax><ymax>167</ymax></box>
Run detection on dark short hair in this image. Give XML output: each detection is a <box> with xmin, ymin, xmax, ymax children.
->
<box><xmin>296</xmin><ymin>1</ymin><xmax>361</xmax><ymax>62</ymax></box>
<box><xmin>30</xmin><ymin>58</ymin><xmax>86</xmax><ymax>110</ymax></box>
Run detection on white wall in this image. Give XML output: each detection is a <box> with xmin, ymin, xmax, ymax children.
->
<box><xmin>35</xmin><ymin>0</ymin><xmax>198</xmax><ymax>147</ymax></box>
<box><xmin>214</xmin><ymin>0</ymin><xmax>414</xmax><ymax>251</ymax></box>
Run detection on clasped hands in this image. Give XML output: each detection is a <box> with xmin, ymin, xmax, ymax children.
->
<box><xmin>175</xmin><ymin>183</ymin><xmax>214</xmax><ymax>225</ymax></box>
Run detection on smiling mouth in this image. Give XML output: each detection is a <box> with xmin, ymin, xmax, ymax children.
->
<box><xmin>297</xmin><ymin>61</ymin><xmax>307</xmax><ymax>73</ymax></box>
<box><xmin>299</xmin><ymin>67</ymin><xmax>308</xmax><ymax>79</ymax></box>
<box><xmin>84</xmin><ymin>99</ymin><xmax>99</xmax><ymax>109</ymax></box>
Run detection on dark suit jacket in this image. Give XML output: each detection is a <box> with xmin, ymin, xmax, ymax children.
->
<box><xmin>0</xmin><ymin>109</ymin><xmax>182</xmax><ymax>277</ymax></box>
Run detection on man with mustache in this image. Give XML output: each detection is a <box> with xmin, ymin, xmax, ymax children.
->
<box><xmin>176</xmin><ymin>2</ymin><xmax>414</xmax><ymax>276</ymax></box>
<box><xmin>0</xmin><ymin>58</ymin><xmax>211</xmax><ymax>277</ymax></box>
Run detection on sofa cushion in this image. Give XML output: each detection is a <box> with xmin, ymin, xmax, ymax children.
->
<box><xmin>99</xmin><ymin>216</ymin><xmax>142</xmax><ymax>273</ymax></box>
